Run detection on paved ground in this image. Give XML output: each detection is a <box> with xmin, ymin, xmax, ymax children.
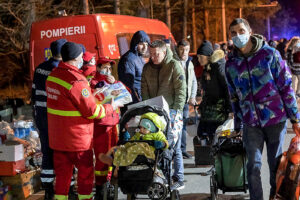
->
<box><xmin>28</xmin><ymin>118</ymin><xmax>296</xmax><ymax>200</ymax></box>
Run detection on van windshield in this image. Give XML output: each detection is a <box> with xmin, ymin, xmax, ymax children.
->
<box><xmin>117</xmin><ymin>33</ymin><xmax>166</xmax><ymax>56</ymax></box>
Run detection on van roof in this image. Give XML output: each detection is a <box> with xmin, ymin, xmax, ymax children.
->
<box><xmin>32</xmin><ymin>13</ymin><xmax>172</xmax><ymax>36</ymax></box>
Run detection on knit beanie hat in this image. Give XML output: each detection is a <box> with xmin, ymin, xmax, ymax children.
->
<box><xmin>61</xmin><ymin>42</ymin><xmax>83</xmax><ymax>62</ymax></box>
<box><xmin>139</xmin><ymin>118</ymin><xmax>158</xmax><ymax>133</ymax></box>
<box><xmin>50</xmin><ymin>39</ymin><xmax>67</xmax><ymax>57</ymax></box>
<box><xmin>197</xmin><ymin>40</ymin><xmax>213</xmax><ymax>56</ymax></box>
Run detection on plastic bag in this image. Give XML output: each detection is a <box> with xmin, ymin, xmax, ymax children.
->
<box><xmin>215</xmin><ymin>118</ymin><xmax>234</xmax><ymax>137</ymax></box>
<box><xmin>93</xmin><ymin>81</ymin><xmax>132</xmax><ymax>105</ymax></box>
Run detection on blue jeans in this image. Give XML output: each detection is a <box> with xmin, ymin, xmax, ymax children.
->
<box><xmin>181</xmin><ymin>104</ymin><xmax>189</xmax><ymax>153</ymax></box>
<box><xmin>173</xmin><ymin>131</ymin><xmax>184</xmax><ymax>182</ymax></box>
<box><xmin>243</xmin><ymin>121</ymin><xmax>286</xmax><ymax>200</ymax></box>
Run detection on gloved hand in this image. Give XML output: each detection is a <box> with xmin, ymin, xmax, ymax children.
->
<box><xmin>293</xmin><ymin>123</ymin><xmax>300</xmax><ymax>136</ymax></box>
<box><xmin>123</xmin><ymin>131</ymin><xmax>131</xmax><ymax>141</ymax></box>
<box><xmin>154</xmin><ymin>140</ymin><xmax>165</xmax><ymax>149</ymax></box>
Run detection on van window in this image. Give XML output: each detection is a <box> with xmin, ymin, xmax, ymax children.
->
<box><xmin>117</xmin><ymin>33</ymin><xmax>166</xmax><ymax>56</ymax></box>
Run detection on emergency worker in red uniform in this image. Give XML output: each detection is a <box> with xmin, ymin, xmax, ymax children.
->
<box><xmin>46</xmin><ymin>42</ymin><xmax>114</xmax><ymax>200</ymax></box>
<box><xmin>91</xmin><ymin>57</ymin><xmax>120</xmax><ymax>200</ymax></box>
<box><xmin>81</xmin><ymin>51</ymin><xmax>96</xmax><ymax>81</ymax></box>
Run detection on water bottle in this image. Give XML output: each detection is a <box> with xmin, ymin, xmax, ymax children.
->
<box><xmin>19</xmin><ymin>128</ymin><xmax>26</xmax><ymax>138</ymax></box>
<box><xmin>200</xmin><ymin>132</ymin><xmax>207</xmax><ymax>146</ymax></box>
<box><xmin>14</xmin><ymin>128</ymin><xmax>20</xmax><ymax>138</ymax></box>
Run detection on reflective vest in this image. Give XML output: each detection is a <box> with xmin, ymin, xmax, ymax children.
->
<box><xmin>46</xmin><ymin>62</ymin><xmax>110</xmax><ymax>151</ymax></box>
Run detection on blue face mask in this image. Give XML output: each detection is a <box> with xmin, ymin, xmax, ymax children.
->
<box><xmin>232</xmin><ymin>33</ymin><xmax>250</xmax><ymax>49</ymax></box>
<box><xmin>77</xmin><ymin>59</ymin><xmax>83</xmax><ymax>69</ymax></box>
<box><xmin>296</xmin><ymin>43</ymin><xmax>300</xmax><ymax>48</ymax></box>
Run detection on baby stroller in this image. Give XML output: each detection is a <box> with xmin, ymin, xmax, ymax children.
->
<box><xmin>210</xmin><ymin>134</ymin><xmax>248</xmax><ymax>200</ymax></box>
<box><xmin>103</xmin><ymin>105</ymin><xmax>180</xmax><ymax>200</ymax></box>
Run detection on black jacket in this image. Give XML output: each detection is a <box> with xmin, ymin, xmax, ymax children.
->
<box><xmin>201</xmin><ymin>50</ymin><xmax>231</xmax><ymax>113</ymax></box>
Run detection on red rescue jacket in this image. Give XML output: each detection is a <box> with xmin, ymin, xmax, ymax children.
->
<box><xmin>46</xmin><ymin>62</ymin><xmax>112</xmax><ymax>151</ymax></box>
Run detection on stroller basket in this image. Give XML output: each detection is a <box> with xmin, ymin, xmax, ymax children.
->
<box><xmin>118</xmin><ymin>155</ymin><xmax>155</xmax><ymax>194</ymax></box>
<box><xmin>211</xmin><ymin>136</ymin><xmax>248</xmax><ymax>195</ymax></box>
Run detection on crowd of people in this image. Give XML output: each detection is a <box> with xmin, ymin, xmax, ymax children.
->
<box><xmin>31</xmin><ymin>17</ymin><xmax>300</xmax><ymax>200</ymax></box>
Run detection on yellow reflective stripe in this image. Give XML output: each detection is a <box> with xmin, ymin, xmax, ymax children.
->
<box><xmin>88</xmin><ymin>105</ymin><xmax>100</xmax><ymax>119</ymax></box>
<box><xmin>78</xmin><ymin>193</ymin><xmax>93</xmax><ymax>200</ymax></box>
<box><xmin>95</xmin><ymin>170</ymin><xmax>108</xmax><ymax>176</ymax></box>
<box><xmin>95</xmin><ymin>167</ymin><xmax>112</xmax><ymax>176</ymax></box>
<box><xmin>54</xmin><ymin>195</ymin><xmax>68</xmax><ymax>200</ymax></box>
<box><xmin>47</xmin><ymin>76</ymin><xmax>72</xmax><ymax>90</ymax></box>
<box><xmin>86</xmin><ymin>75</ymin><xmax>94</xmax><ymax>79</ymax></box>
<box><xmin>48</xmin><ymin>107</ymin><xmax>81</xmax><ymax>117</ymax></box>
<box><xmin>98</xmin><ymin>104</ymin><xmax>105</xmax><ymax>119</ymax></box>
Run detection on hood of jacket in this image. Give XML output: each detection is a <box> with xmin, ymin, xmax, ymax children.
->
<box><xmin>130</xmin><ymin>30</ymin><xmax>150</xmax><ymax>54</ymax></box>
<box><xmin>141</xmin><ymin>112</ymin><xmax>166</xmax><ymax>131</ymax></box>
<box><xmin>210</xmin><ymin>49</ymin><xmax>225</xmax><ymax>64</ymax></box>
<box><xmin>162</xmin><ymin>47</ymin><xmax>174</xmax><ymax>65</ymax></box>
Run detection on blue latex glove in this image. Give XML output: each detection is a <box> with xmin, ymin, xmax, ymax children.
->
<box><xmin>154</xmin><ymin>140</ymin><xmax>165</xmax><ymax>149</ymax></box>
<box><xmin>123</xmin><ymin>131</ymin><xmax>131</xmax><ymax>141</ymax></box>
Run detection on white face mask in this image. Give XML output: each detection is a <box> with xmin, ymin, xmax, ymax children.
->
<box><xmin>296</xmin><ymin>42</ymin><xmax>300</xmax><ymax>48</ymax></box>
<box><xmin>232</xmin><ymin>32</ymin><xmax>250</xmax><ymax>49</ymax></box>
<box><xmin>100</xmin><ymin>70</ymin><xmax>111</xmax><ymax>76</ymax></box>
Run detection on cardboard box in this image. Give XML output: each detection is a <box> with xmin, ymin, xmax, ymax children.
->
<box><xmin>0</xmin><ymin>144</ymin><xmax>24</xmax><ymax>162</ymax></box>
<box><xmin>127</xmin><ymin>96</ymin><xmax>170</xmax><ymax>115</ymax></box>
<box><xmin>0</xmin><ymin>169</ymin><xmax>41</xmax><ymax>200</ymax></box>
<box><xmin>0</xmin><ymin>159</ymin><xmax>25</xmax><ymax>176</ymax></box>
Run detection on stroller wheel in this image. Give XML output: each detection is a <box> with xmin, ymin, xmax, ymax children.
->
<box><xmin>147</xmin><ymin>182</ymin><xmax>168</xmax><ymax>200</ymax></box>
<box><xmin>210</xmin><ymin>174</ymin><xmax>218</xmax><ymax>200</ymax></box>
<box><xmin>127</xmin><ymin>193</ymin><xmax>136</xmax><ymax>200</ymax></box>
<box><xmin>103</xmin><ymin>182</ymin><xmax>116</xmax><ymax>200</ymax></box>
<box><xmin>170</xmin><ymin>190</ymin><xmax>180</xmax><ymax>200</ymax></box>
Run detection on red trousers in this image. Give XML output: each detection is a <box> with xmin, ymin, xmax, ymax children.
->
<box><xmin>93</xmin><ymin>125</ymin><xmax>118</xmax><ymax>186</ymax></box>
<box><xmin>53</xmin><ymin>149</ymin><xmax>94</xmax><ymax>200</ymax></box>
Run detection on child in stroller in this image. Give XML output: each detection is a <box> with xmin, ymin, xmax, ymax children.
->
<box><xmin>99</xmin><ymin>105</ymin><xmax>180</xmax><ymax>200</ymax></box>
<box><xmin>98</xmin><ymin>112</ymin><xmax>169</xmax><ymax>170</ymax></box>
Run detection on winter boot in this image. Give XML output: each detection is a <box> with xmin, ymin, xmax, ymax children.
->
<box><xmin>43</xmin><ymin>183</ymin><xmax>54</xmax><ymax>200</ymax></box>
<box><xmin>68</xmin><ymin>185</ymin><xmax>77</xmax><ymax>200</ymax></box>
<box><xmin>94</xmin><ymin>184</ymin><xmax>104</xmax><ymax>200</ymax></box>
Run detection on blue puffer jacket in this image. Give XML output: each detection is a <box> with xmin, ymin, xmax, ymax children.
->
<box><xmin>118</xmin><ymin>31</ymin><xmax>150</xmax><ymax>103</ymax></box>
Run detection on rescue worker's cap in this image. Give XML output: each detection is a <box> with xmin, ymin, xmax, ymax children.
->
<box><xmin>197</xmin><ymin>40</ymin><xmax>213</xmax><ymax>56</ymax></box>
<box><xmin>50</xmin><ymin>39</ymin><xmax>67</xmax><ymax>57</ymax></box>
<box><xmin>61</xmin><ymin>42</ymin><xmax>83</xmax><ymax>62</ymax></box>
<box><xmin>83</xmin><ymin>51</ymin><xmax>96</xmax><ymax>63</ymax></box>
<box><xmin>96</xmin><ymin>57</ymin><xmax>116</xmax><ymax>66</ymax></box>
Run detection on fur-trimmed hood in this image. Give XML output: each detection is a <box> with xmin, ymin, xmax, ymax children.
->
<box><xmin>210</xmin><ymin>49</ymin><xmax>225</xmax><ymax>64</ymax></box>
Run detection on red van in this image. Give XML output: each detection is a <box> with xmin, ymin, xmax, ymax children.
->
<box><xmin>30</xmin><ymin>13</ymin><xmax>174</xmax><ymax>79</ymax></box>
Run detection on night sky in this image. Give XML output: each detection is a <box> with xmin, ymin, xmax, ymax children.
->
<box><xmin>276</xmin><ymin>0</ymin><xmax>300</xmax><ymax>39</ymax></box>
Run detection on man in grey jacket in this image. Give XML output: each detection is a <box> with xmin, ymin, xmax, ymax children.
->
<box><xmin>177</xmin><ymin>40</ymin><xmax>197</xmax><ymax>159</ymax></box>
